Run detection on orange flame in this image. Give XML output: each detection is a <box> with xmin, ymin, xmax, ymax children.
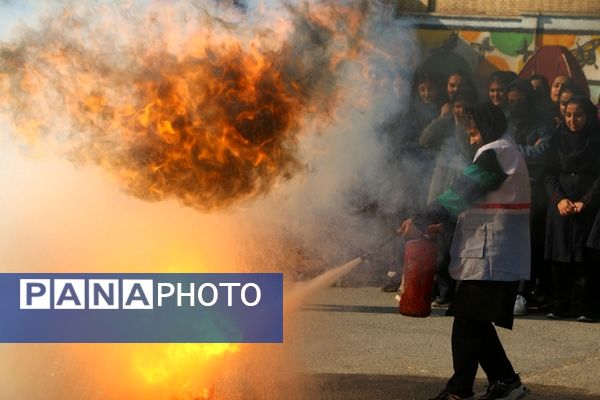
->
<box><xmin>131</xmin><ymin>343</ymin><xmax>240</xmax><ymax>399</ymax></box>
<box><xmin>0</xmin><ymin>2</ymin><xmax>377</xmax><ymax>399</ymax></box>
<box><xmin>0</xmin><ymin>1</ymin><xmax>371</xmax><ymax>212</ymax></box>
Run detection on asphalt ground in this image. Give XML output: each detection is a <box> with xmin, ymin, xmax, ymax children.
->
<box><xmin>293</xmin><ymin>287</ymin><xmax>600</xmax><ymax>400</ymax></box>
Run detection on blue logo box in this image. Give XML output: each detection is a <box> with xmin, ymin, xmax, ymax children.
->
<box><xmin>0</xmin><ymin>273</ymin><xmax>283</xmax><ymax>343</ymax></box>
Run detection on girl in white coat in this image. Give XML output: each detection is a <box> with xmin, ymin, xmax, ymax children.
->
<box><xmin>401</xmin><ymin>102</ymin><xmax>531</xmax><ymax>400</ymax></box>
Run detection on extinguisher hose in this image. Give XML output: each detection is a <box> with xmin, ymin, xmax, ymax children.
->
<box><xmin>360</xmin><ymin>231</ymin><xmax>437</xmax><ymax>262</ymax></box>
<box><xmin>361</xmin><ymin>234</ymin><xmax>399</xmax><ymax>261</ymax></box>
<box><xmin>376</xmin><ymin>234</ymin><xmax>400</xmax><ymax>252</ymax></box>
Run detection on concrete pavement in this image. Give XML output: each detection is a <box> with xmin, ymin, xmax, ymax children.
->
<box><xmin>293</xmin><ymin>287</ymin><xmax>600</xmax><ymax>400</ymax></box>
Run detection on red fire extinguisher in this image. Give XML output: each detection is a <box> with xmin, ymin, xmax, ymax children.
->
<box><xmin>398</xmin><ymin>236</ymin><xmax>438</xmax><ymax>318</ymax></box>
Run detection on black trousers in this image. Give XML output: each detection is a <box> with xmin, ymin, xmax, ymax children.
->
<box><xmin>551</xmin><ymin>261</ymin><xmax>595</xmax><ymax>316</ymax></box>
<box><xmin>445</xmin><ymin>317</ymin><xmax>517</xmax><ymax>397</ymax></box>
<box><xmin>527</xmin><ymin>200</ymin><xmax>552</xmax><ymax>299</ymax></box>
<box><xmin>433</xmin><ymin>231</ymin><xmax>456</xmax><ymax>302</ymax></box>
<box><xmin>435</xmin><ymin>250</ymin><xmax>456</xmax><ymax>302</ymax></box>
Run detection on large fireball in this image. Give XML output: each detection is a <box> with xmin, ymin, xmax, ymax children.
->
<box><xmin>0</xmin><ymin>0</ymin><xmax>367</xmax><ymax>211</ymax></box>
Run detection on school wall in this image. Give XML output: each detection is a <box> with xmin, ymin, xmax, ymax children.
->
<box><xmin>401</xmin><ymin>12</ymin><xmax>600</xmax><ymax>101</ymax></box>
<box><xmin>395</xmin><ymin>0</ymin><xmax>600</xmax><ymax>16</ymax></box>
<box><xmin>432</xmin><ymin>0</ymin><xmax>600</xmax><ymax>16</ymax></box>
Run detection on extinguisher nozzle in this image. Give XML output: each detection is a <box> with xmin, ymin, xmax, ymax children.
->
<box><xmin>360</xmin><ymin>252</ymin><xmax>372</xmax><ymax>263</ymax></box>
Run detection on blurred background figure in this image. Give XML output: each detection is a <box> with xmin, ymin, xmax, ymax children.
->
<box><xmin>506</xmin><ymin>79</ymin><xmax>555</xmax><ymax>315</ymax></box>
<box><xmin>488</xmin><ymin>70</ymin><xmax>518</xmax><ymax>114</ymax></box>
<box><xmin>418</xmin><ymin>88</ymin><xmax>478</xmax><ymax>307</ymax></box>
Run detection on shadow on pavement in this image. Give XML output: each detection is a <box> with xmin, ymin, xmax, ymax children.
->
<box><xmin>304</xmin><ymin>373</ymin><xmax>597</xmax><ymax>400</ymax></box>
<box><xmin>302</xmin><ymin>303</ymin><xmax>599</xmax><ymax>323</ymax></box>
<box><xmin>303</xmin><ymin>304</ymin><xmax>400</xmax><ymax>314</ymax></box>
<box><xmin>302</xmin><ymin>303</ymin><xmax>451</xmax><ymax>317</ymax></box>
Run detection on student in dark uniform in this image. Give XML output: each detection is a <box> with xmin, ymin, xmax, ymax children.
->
<box><xmin>544</xmin><ymin>96</ymin><xmax>600</xmax><ymax>322</ymax></box>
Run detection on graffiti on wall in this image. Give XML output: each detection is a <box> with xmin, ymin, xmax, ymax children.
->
<box><xmin>415</xmin><ymin>29</ymin><xmax>600</xmax><ymax>99</ymax></box>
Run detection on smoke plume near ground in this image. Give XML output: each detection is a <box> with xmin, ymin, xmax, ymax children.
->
<box><xmin>0</xmin><ymin>1</ymin><xmax>420</xmax><ymax>399</ymax></box>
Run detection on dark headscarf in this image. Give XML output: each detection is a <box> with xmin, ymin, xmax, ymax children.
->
<box><xmin>527</xmin><ymin>74</ymin><xmax>550</xmax><ymax>97</ymax></box>
<box><xmin>446</xmin><ymin>69</ymin><xmax>478</xmax><ymax>102</ymax></box>
<box><xmin>557</xmin><ymin>96</ymin><xmax>600</xmax><ymax>172</ymax></box>
<box><xmin>464</xmin><ymin>102</ymin><xmax>508</xmax><ymax>144</ymax></box>
<box><xmin>411</xmin><ymin>69</ymin><xmax>444</xmax><ymax>106</ymax></box>
<box><xmin>453</xmin><ymin>89</ymin><xmax>478</xmax><ymax>106</ymax></box>
<box><xmin>488</xmin><ymin>70</ymin><xmax>518</xmax><ymax>89</ymax></box>
<box><xmin>564</xmin><ymin>96</ymin><xmax>599</xmax><ymax>134</ymax></box>
<box><xmin>507</xmin><ymin>79</ymin><xmax>536</xmax><ymax>106</ymax></box>
<box><xmin>558</xmin><ymin>82</ymin><xmax>586</xmax><ymax>101</ymax></box>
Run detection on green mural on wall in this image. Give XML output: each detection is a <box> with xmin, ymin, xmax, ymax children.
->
<box><xmin>490</xmin><ymin>32</ymin><xmax>534</xmax><ymax>57</ymax></box>
<box><xmin>421</xmin><ymin>51</ymin><xmax>472</xmax><ymax>76</ymax></box>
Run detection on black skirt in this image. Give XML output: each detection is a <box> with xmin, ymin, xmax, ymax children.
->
<box><xmin>446</xmin><ymin>280</ymin><xmax>519</xmax><ymax>330</ymax></box>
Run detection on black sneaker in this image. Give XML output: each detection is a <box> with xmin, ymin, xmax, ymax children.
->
<box><xmin>546</xmin><ymin>312</ymin><xmax>564</xmax><ymax>320</ymax></box>
<box><xmin>429</xmin><ymin>390</ymin><xmax>474</xmax><ymax>400</ymax></box>
<box><xmin>576</xmin><ymin>315</ymin><xmax>594</xmax><ymax>323</ymax></box>
<box><xmin>479</xmin><ymin>377</ymin><xmax>530</xmax><ymax>400</ymax></box>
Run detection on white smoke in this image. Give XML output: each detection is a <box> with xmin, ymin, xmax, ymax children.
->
<box><xmin>242</xmin><ymin>3</ymin><xmax>420</xmax><ymax>278</ymax></box>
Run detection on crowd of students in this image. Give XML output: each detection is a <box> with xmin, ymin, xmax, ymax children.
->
<box><xmin>385</xmin><ymin>66</ymin><xmax>600</xmax><ymax>323</ymax></box>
